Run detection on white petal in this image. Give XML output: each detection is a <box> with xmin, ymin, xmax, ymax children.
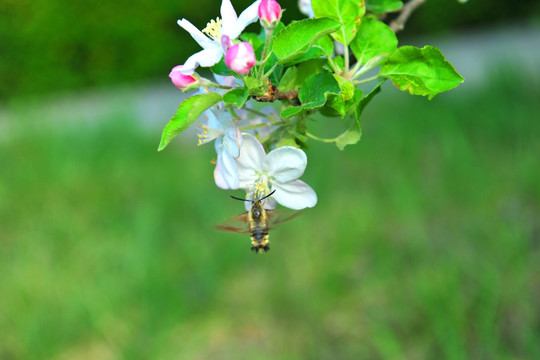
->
<box><xmin>222</xmin><ymin>123</ymin><xmax>241</xmax><ymax>158</ymax></box>
<box><xmin>220</xmin><ymin>0</ymin><xmax>238</xmax><ymax>37</ymax></box>
<box><xmin>214</xmin><ymin>74</ymin><xmax>242</xmax><ymax>87</ymax></box>
<box><xmin>177</xmin><ymin>19</ymin><xmax>215</xmax><ymax>49</ymax></box>
<box><xmin>264</xmin><ymin>146</ymin><xmax>307</xmax><ymax>183</ymax></box>
<box><xmin>229</xmin><ymin>0</ymin><xmax>261</xmax><ymax>39</ymax></box>
<box><xmin>182</xmin><ymin>47</ymin><xmax>223</xmax><ymax>74</ymax></box>
<box><xmin>263</xmin><ymin>196</ymin><xmax>277</xmax><ymax>210</ymax></box>
<box><xmin>236</xmin><ymin>133</ymin><xmax>266</xmax><ymax>187</ymax></box>
<box><xmin>214</xmin><ymin>140</ymin><xmax>239</xmax><ymax>189</ymax></box>
<box><xmin>205</xmin><ymin>109</ymin><xmax>222</xmax><ymax>130</ymax></box>
<box><xmin>271</xmin><ymin>180</ymin><xmax>317</xmax><ymax>210</ymax></box>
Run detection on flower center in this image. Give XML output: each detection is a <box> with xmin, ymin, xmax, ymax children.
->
<box><xmin>246</xmin><ymin>174</ymin><xmax>271</xmax><ymax>200</ymax></box>
<box><xmin>196</xmin><ymin>121</ymin><xmax>223</xmax><ymax>146</ymax></box>
<box><xmin>202</xmin><ymin>17</ymin><xmax>222</xmax><ymax>41</ymax></box>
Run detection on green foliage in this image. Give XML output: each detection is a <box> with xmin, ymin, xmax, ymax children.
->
<box><xmin>211</xmin><ymin>60</ymin><xmax>234</xmax><ymax>76</ymax></box>
<box><xmin>272</xmin><ymin>18</ymin><xmax>341</xmax><ymax>64</ymax></box>
<box><xmin>281</xmin><ymin>72</ymin><xmax>340</xmax><ymax>119</ymax></box>
<box><xmin>311</xmin><ymin>0</ymin><xmax>366</xmax><ymax>45</ymax></box>
<box><xmin>158</xmin><ymin>93</ymin><xmax>221</xmax><ymax>151</ymax></box>
<box><xmin>380</xmin><ymin>46</ymin><xmax>464</xmax><ymax>99</ymax></box>
<box><xmin>223</xmin><ymin>88</ymin><xmax>248</xmax><ymax>107</ymax></box>
<box><xmin>350</xmin><ymin>18</ymin><xmax>398</xmax><ymax>65</ymax></box>
<box><xmin>366</xmin><ymin>0</ymin><xmax>403</xmax><ymax>14</ymax></box>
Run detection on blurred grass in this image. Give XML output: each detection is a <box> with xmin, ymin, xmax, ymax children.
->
<box><xmin>1</xmin><ymin>70</ymin><xmax>539</xmax><ymax>359</ymax></box>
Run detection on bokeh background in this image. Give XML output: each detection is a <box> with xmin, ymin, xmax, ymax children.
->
<box><xmin>1</xmin><ymin>0</ymin><xmax>540</xmax><ymax>358</ymax></box>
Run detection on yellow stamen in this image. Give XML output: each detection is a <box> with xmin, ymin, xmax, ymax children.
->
<box><xmin>202</xmin><ymin>17</ymin><xmax>222</xmax><ymax>41</ymax></box>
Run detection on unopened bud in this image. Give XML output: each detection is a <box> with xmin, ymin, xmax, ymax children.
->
<box><xmin>259</xmin><ymin>0</ymin><xmax>282</xmax><ymax>28</ymax></box>
<box><xmin>225</xmin><ymin>42</ymin><xmax>256</xmax><ymax>75</ymax></box>
<box><xmin>169</xmin><ymin>65</ymin><xmax>197</xmax><ymax>89</ymax></box>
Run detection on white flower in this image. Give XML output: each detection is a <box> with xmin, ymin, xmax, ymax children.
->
<box><xmin>177</xmin><ymin>0</ymin><xmax>262</xmax><ymax>75</ymax></box>
<box><xmin>298</xmin><ymin>0</ymin><xmax>314</xmax><ymax>18</ymax></box>
<box><xmin>236</xmin><ymin>134</ymin><xmax>317</xmax><ymax>210</ymax></box>
<box><xmin>198</xmin><ymin>105</ymin><xmax>242</xmax><ymax>189</ymax></box>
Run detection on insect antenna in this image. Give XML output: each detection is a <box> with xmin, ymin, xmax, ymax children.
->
<box><xmin>259</xmin><ymin>190</ymin><xmax>276</xmax><ymax>201</ymax></box>
<box><xmin>230</xmin><ymin>195</ymin><xmax>251</xmax><ymax>202</ymax></box>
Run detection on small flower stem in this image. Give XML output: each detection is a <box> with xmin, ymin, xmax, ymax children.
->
<box><xmin>199</xmin><ymin>79</ymin><xmax>233</xmax><ymax>90</ymax></box>
<box><xmin>242</xmin><ymin>107</ymin><xmax>280</xmax><ymax>121</ymax></box>
<box><xmin>305</xmin><ymin>132</ymin><xmax>336</xmax><ymax>143</ymax></box>
<box><xmin>349</xmin><ymin>61</ymin><xmax>363</xmax><ymax>78</ymax></box>
<box><xmin>327</xmin><ymin>56</ymin><xmax>340</xmax><ymax>74</ymax></box>
<box><xmin>257</xmin><ymin>28</ymin><xmax>274</xmax><ymax>83</ymax></box>
<box><xmin>240</xmin><ymin>120</ymin><xmax>284</xmax><ymax>131</ymax></box>
<box><xmin>262</xmin><ymin>63</ymin><xmax>279</xmax><ymax>81</ymax></box>
<box><xmin>350</xmin><ymin>54</ymin><xmax>388</xmax><ymax>81</ymax></box>
<box><xmin>352</xmin><ymin>74</ymin><xmax>381</xmax><ymax>85</ymax></box>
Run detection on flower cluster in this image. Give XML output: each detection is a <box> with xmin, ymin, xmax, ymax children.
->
<box><xmin>161</xmin><ymin>0</ymin><xmax>464</xmax><ymax>210</ymax></box>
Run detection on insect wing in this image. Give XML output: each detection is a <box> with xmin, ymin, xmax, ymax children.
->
<box><xmin>266</xmin><ymin>209</ymin><xmax>303</xmax><ymax>229</ymax></box>
<box><xmin>215</xmin><ymin>212</ymin><xmax>251</xmax><ymax>234</ymax></box>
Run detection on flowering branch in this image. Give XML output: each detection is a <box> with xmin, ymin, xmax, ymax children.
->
<box><xmin>159</xmin><ymin>0</ymin><xmax>464</xmax><ymax>216</ymax></box>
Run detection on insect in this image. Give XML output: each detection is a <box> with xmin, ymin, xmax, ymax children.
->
<box><xmin>215</xmin><ymin>190</ymin><xmax>301</xmax><ymax>253</ymax></box>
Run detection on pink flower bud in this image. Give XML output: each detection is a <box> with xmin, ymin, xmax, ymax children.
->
<box><xmin>169</xmin><ymin>65</ymin><xmax>197</xmax><ymax>89</ymax></box>
<box><xmin>258</xmin><ymin>0</ymin><xmax>282</xmax><ymax>27</ymax></box>
<box><xmin>225</xmin><ymin>42</ymin><xmax>256</xmax><ymax>75</ymax></box>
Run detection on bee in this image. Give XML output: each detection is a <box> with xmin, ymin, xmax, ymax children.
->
<box><xmin>215</xmin><ymin>190</ymin><xmax>301</xmax><ymax>253</ymax></box>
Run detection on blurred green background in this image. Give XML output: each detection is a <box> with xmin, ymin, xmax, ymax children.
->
<box><xmin>1</xmin><ymin>0</ymin><xmax>540</xmax><ymax>359</ymax></box>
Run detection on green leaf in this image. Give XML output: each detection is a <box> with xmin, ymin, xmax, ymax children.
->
<box><xmin>240</xmin><ymin>32</ymin><xmax>264</xmax><ymax>50</ymax></box>
<box><xmin>272</xmin><ymin>18</ymin><xmax>341</xmax><ymax>64</ymax></box>
<box><xmin>223</xmin><ymin>88</ymin><xmax>248</xmax><ymax>107</ymax></box>
<box><xmin>335</xmin><ymin>114</ymin><xmax>362</xmax><ymax>150</ymax></box>
<box><xmin>380</xmin><ymin>45</ymin><xmax>464</xmax><ymax>99</ymax></box>
<box><xmin>356</xmin><ymin>81</ymin><xmax>383</xmax><ymax>117</ymax></box>
<box><xmin>366</xmin><ymin>0</ymin><xmax>403</xmax><ymax>14</ymax></box>
<box><xmin>278</xmin><ymin>58</ymin><xmax>327</xmax><ymax>93</ymax></box>
<box><xmin>158</xmin><ymin>93</ymin><xmax>222</xmax><ymax>151</ymax></box>
<box><xmin>350</xmin><ymin>18</ymin><xmax>397</xmax><ymax>65</ymax></box>
<box><xmin>311</xmin><ymin>0</ymin><xmax>366</xmax><ymax>45</ymax></box>
<box><xmin>328</xmin><ymin>81</ymin><xmax>360</xmax><ymax>118</ymax></box>
<box><xmin>296</xmin><ymin>58</ymin><xmax>327</xmax><ymax>84</ymax></box>
<box><xmin>210</xmin><ymin>59</ymin><xmax>233</xmax><ymax>76</ymax></box>
<box><xmin>314</xmin><ymin>35</ymin><xmax>335</xmax><ymax>58</ymax></box>
<box><xmin>278</xmin><ymin>67</ymin><xmax>298</xmax><ymax>92</ymax></box>
<box><xmin>280</xmin><ymin>35</ymin><xmax>335</xmax><ymax>66</ymax></box>
<box><xmin>281</xmin><ymin>71</ymin><xmax>340</xmax><ymax>119</ymax></box>
<box><xmin>335</xmin><ymin>82</ymin><xmax>382</xmax><ymax>150</ymax></box>
<box><xmin>276</xmin><ymin>136</ymin><xmax>299</xmax><ymax>148</ymax></box>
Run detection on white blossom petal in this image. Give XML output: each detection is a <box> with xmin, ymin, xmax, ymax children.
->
<box><xmin>220</xmin><ymin>0</ymin><xmax>238</xmax><ymax>37</ymax></box>
<box><xmin>214</xmin><ymin>139</ymin><xmax>239</xmax><ymax>189</ymax></box>
<box><xmin>272</xmin><ymin>180</ymin><xmax>317</xmax><ymax>210</ymax></box>
<box><xmin>264</xmin><ymin>146</ymin><xmax>307</xmax><ymax>183</ymax></box>
<box><xmin>177</xmin><ymin>19</ymin><xmax>215</xmax><ymax>49</ymax></box>
<box><xmin>182</xmin><ymin>47</ymin><xmax>223</xmax><ymax>74</ymax></box>
<box><xmin>230</xmin><ymin>0</ymin><xmax>262</xmax><ymax>39</ymax></box>
<box><xmin>298</xmin><ymin>0</ymin><xmax>314</xmax><ymax>18</ymax></box>
<box><xmin>236</xmin><ymin>133</ymin><xmax>266</xmax><ymax>187</ymax></box>
<box><xmin>222</xmin><ymin>123</ymin><xmax>242</xmax><ymax>158</ymax></box>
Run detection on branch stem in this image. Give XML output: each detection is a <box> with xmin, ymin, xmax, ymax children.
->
<box><xmin>352</xmin><ymin>74</ymin><xmax>380</xmax><ymax>85</ymax></box>
<box><xmin>390</xmin><ymin>0</ymin><xmax>426</xmax><ymax>33</ymax></box>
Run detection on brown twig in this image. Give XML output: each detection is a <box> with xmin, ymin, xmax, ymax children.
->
<box><xmin>389</xmin><ymin>0</ymin><xmax>426</xmax><ymax>33</ymax></box>
<box><xmin>254</xmin><ymin>78</ymin><xmax>299</xmax><ymax>103</ymax></box>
